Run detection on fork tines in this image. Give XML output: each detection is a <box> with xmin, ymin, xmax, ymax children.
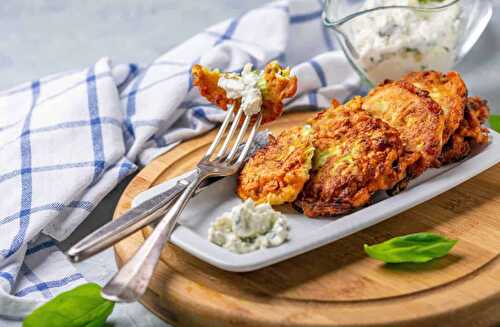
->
<box><xmin>203</xmin><ymin>105</ymin><xmax>263</xmax><ymax>166</ymax></box>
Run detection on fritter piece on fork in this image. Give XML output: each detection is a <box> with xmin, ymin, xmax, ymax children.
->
<box><xmin>359</xmin><ymin>81</ymin><xmax>445</xmax><ymax>189</ymax></box>
<box><xmin>438</xmin><ymin>96</ymin><xmax>490</xmax><ymax>165</ymax></box>
<box><xmin>403</xmin><ymin>71</ymin><xmax>467</xmax><ymax>146</ymax></box>
<box><xmin>192</xmin><ymin>61</ymin><xmax>297</xmax><ymax>124</ymax></box>
<box><xmin>294</xmin><ymin>100</ymin><xmax>405</xmax><ymax>217</ymax></box>
<box><xmin>237</xmin><ymin>126</ymin><xmax>315</xmax><ymax>205</ymax></box>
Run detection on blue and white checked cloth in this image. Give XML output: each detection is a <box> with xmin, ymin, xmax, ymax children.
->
<box><xmin>0</xmin><ymin>0</ymin><xmax>359</xmax><ymax>319</ymax></box>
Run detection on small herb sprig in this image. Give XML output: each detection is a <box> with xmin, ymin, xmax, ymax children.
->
<box><xmin>364</xmin><ymin>232</ymin><xmax>458</xmax><ymax>263</ymax></box>
<box><xmin>23</xmin><ymin>283</ymin><xmax>114</xmax><ymax>327</ymax></box>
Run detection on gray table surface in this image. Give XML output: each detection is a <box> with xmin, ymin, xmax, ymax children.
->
<box><xmin>4</xmin><ymin>1</ymin><xmax>499</xmax><ymax>326</ymax></box>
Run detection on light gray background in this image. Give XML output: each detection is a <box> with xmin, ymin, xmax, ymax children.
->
<box><xmin>3</xmin><ymin>1</ymin><xmax>498</xmax><ymax>326</ymax></box>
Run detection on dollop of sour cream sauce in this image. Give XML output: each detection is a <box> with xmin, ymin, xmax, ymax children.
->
<box><xmin>217</xmin><ymin>63</ymin><xmax>263</xmax><ymax>116</ymax></box>
<box><xmin>208</xmin><ymin>199</ymin><xmax>289</xmax><ymax>254</ymax></box>
<box><xmin>349</xmin><ymin>0</ymin><xmax>461</xmax><ymax>83</ymax></box>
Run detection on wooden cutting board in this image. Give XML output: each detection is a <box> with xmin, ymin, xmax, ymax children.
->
<box><xmin>113</xmin><ymin>111</ymin><xmax>500</xmax><ymax>327</ymax></box>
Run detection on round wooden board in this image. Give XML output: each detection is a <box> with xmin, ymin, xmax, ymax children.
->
<box><xmin>113</xmin><ymin>111</ymin><xmax>500</xmax><ymax>327</ymax></box>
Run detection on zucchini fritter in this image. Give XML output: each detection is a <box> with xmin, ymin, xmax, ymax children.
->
<box><xmin>294</xmin><ymin>100</ymin><xmax>404</xmax><ymax>217</ymax></box>
<box><xmin>237</xmin><ymin>126</ymin><xmax>314</xmax><ymax>205</ymax></box>
<box><xmin>403</xmin><ymin>71</ymin><xmax>467</xmax><ymax>145</ymax></box>
<box><xmin>359</xmin><ymin>81</ymin><xmax>445</xmax><ymax>182</ymax></box>
<box><xmin>438</xmin><ymin>96</ymin><xmax>490</xmax><ymax>165</ymax></box>
<box><xmin>457</xmin><ymin>96</ymin><xmax>490</xmax><ymax>143</ymax></box>
<box><xmin>192</xmin><ymin>61</ymin><xmax>297</xmax><ymax>124</ymax></box>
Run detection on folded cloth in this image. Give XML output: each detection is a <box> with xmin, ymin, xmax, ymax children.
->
<box><xmin>0</xmin><ymin>0</ymin><xmax>359</xmax><ymax>319</ymax></box>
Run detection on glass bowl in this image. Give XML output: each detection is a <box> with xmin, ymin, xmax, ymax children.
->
<box><xmin>323</xmin><ymin>0</ymin><xmax>492</xmax><ymax>86</ymax></box>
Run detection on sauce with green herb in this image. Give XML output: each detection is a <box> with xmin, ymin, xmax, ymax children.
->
<box><xmin>349</xmin><ymin>0</ymin><xmax>461</xmax><ymax>83</ymax></box>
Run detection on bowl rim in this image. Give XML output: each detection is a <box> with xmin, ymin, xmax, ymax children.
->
<box><xmin>323</xmin><ymin>0</ymin><xmax>461</xmax><ymax>27</ymax></box>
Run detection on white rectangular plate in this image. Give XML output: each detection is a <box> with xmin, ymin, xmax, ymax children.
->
<box><xmin>133</xmin><ymin>129</ymin><xmax>500</xmax><ymax>272</ymax></box>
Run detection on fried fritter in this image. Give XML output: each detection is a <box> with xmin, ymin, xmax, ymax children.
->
<box><xmin>403</xmin><ymin>71</ymin><xmax>467</xmax><ymax>145</ymax></box>
<box><xmin>192</xmin><ymin>61</ymin><xmax>297</xmax><ymax>123</ymax></box>
<box><xmin>457</xmin><ymin>96</ymin><xmax>490</xmax><ymax>142</ymax></box>
<box><xmin>294</xmin><ymin>100</ymin><xmax>404</xmax><ymax>217</ymax></box>
<box><xmin>438</xmin><ymin>96</ymin><xmax>490</xmax><ymax>165</ymax></box>
<box><xmin>359</xmin><ymin>81</ymin><xmax>445</xmax><ymax>182</ymax></box>
<box><xmin>438</xmin><ymin>133</ymin><xmax>471</xmax><ymax>165</ymax></box>
<box><xmin>237</xmin><ymin>126</ymin><xmax>314</xmax><ymax>205</ymax></box>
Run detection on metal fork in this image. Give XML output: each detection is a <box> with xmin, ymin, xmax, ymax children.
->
<box><xmin>101</xmin><ymin>106</ymin><xmax>262</xmax><ymax>302</ymax></box>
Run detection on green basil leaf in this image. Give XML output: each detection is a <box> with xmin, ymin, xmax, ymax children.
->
<box><xmin>364</xmin><ymin>232</ymin><xmax>457</xmax><ymax>263</ymax></box>
<box><xmin>489</xmin><ymin>115</ymin><xmax>500</xmax><ymax>133</ymax></box>
<box><xmin>23</xmin><ymin>283</ymin><xmax>114</xmax><ymax>327</ymax></box>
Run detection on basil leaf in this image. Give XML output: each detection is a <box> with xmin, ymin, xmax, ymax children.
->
<box><xmin>23</xmin><ymin>283</ymin><xmax>114</xmax><ymax>327</ymax></box>
<box><xmin>364</xmin><ymin>232</ymin><xmax>457</xmax><ymax>263</ymax></box>
<box><xmin>489</xmin><ymin>115</ymin><xmax>500</xmax><ymax>133</ymax></box>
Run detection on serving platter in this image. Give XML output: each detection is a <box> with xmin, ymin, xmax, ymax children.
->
<box><xmin>113</xmin><ymin>111</ymin><xmax>500</xmax><ymax>326</ymax></box>
<box><xmin>132</xmin><ymin>116</ymin><xmax>500</xmax><ymax>272</ymax></box>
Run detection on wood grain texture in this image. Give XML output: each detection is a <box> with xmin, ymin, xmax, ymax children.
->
<box><xmin>113</xmin><ymin>111</ymin><xmax>500</xmax><ymax>327</ymax></box>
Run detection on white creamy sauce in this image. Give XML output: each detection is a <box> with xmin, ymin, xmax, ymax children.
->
<box><xmin>218</xmin><ymin>63</ymin><xmax>263</xmax><ymax>116</ymax></box>
<box><xmin>208</xmin><ymin>199</ymin><xmax>289</xmax><ymax>254</ymax></box>
<box><xmin>349</xmin><ymin>0</ymin><xmax>461</xmax><ymax>83</ymax></box>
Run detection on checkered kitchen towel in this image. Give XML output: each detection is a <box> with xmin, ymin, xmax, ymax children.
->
<box><xmin>0</xmin><ymin>0</ymin><xmax>360</xmax><ymax>319</ymax></box>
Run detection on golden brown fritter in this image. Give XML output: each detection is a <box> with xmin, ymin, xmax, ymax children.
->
<box><xmin>237</xmin><ymin>126</ymin><xmax>314</xmax><ymax>205</ymax></box>
<box><xmin>438</xmin><ymin>96</ymin><xmax>490</xmax><ymax>165</ymax></box>
<box><xmin>457</xmin><ymin>96</ymin><xmax>490</xmax><ymax>143</ymax></box>
<box><xmin>191</xmin><ymin>61</ymin><xmax>297</xmax><ymax>124</ymax></box>
<box><xmin>438</xmin><ymin>133</ymin><xmax>471</xmax><ymax>165</ymax></box>
<box><xmin>403</xmin><ymin>71</ymin><xmax>467</xmax><ymax>145</ymax></box>
<box><xmin>293</xmin><ymin>100</ymin><xmax>404</xmax><ymax>217</ymax></box>
<box><xmin>359</xmin><ymin>81</ymin><xmax>445</xmax><ymax>182</ymax></box>
<box><xmin>191</xmin><ymin>65</ymin><xmax>231</xmax><ymax>110</ymax></box>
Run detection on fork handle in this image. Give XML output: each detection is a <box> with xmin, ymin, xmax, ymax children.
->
<box><xmin>67</xmin><ymin>178</ymin><xmax>191</xmax><ymax>262</ymax></box>
<box><xmin>101</xmin><ymin>170</ymin><xmax>205</xmax><ymax>302</ymax></box>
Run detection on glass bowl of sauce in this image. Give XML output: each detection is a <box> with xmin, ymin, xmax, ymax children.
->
<box><xmin>323</xmin><ymin>0</ymin><xmax>492</xmax><ymax>86</ymax></box>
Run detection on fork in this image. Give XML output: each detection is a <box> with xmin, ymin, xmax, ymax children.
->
<box><xmin>101</xmin><ymin>106</ymin><xmax>262</xmax><ymax>302</ymax></box>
